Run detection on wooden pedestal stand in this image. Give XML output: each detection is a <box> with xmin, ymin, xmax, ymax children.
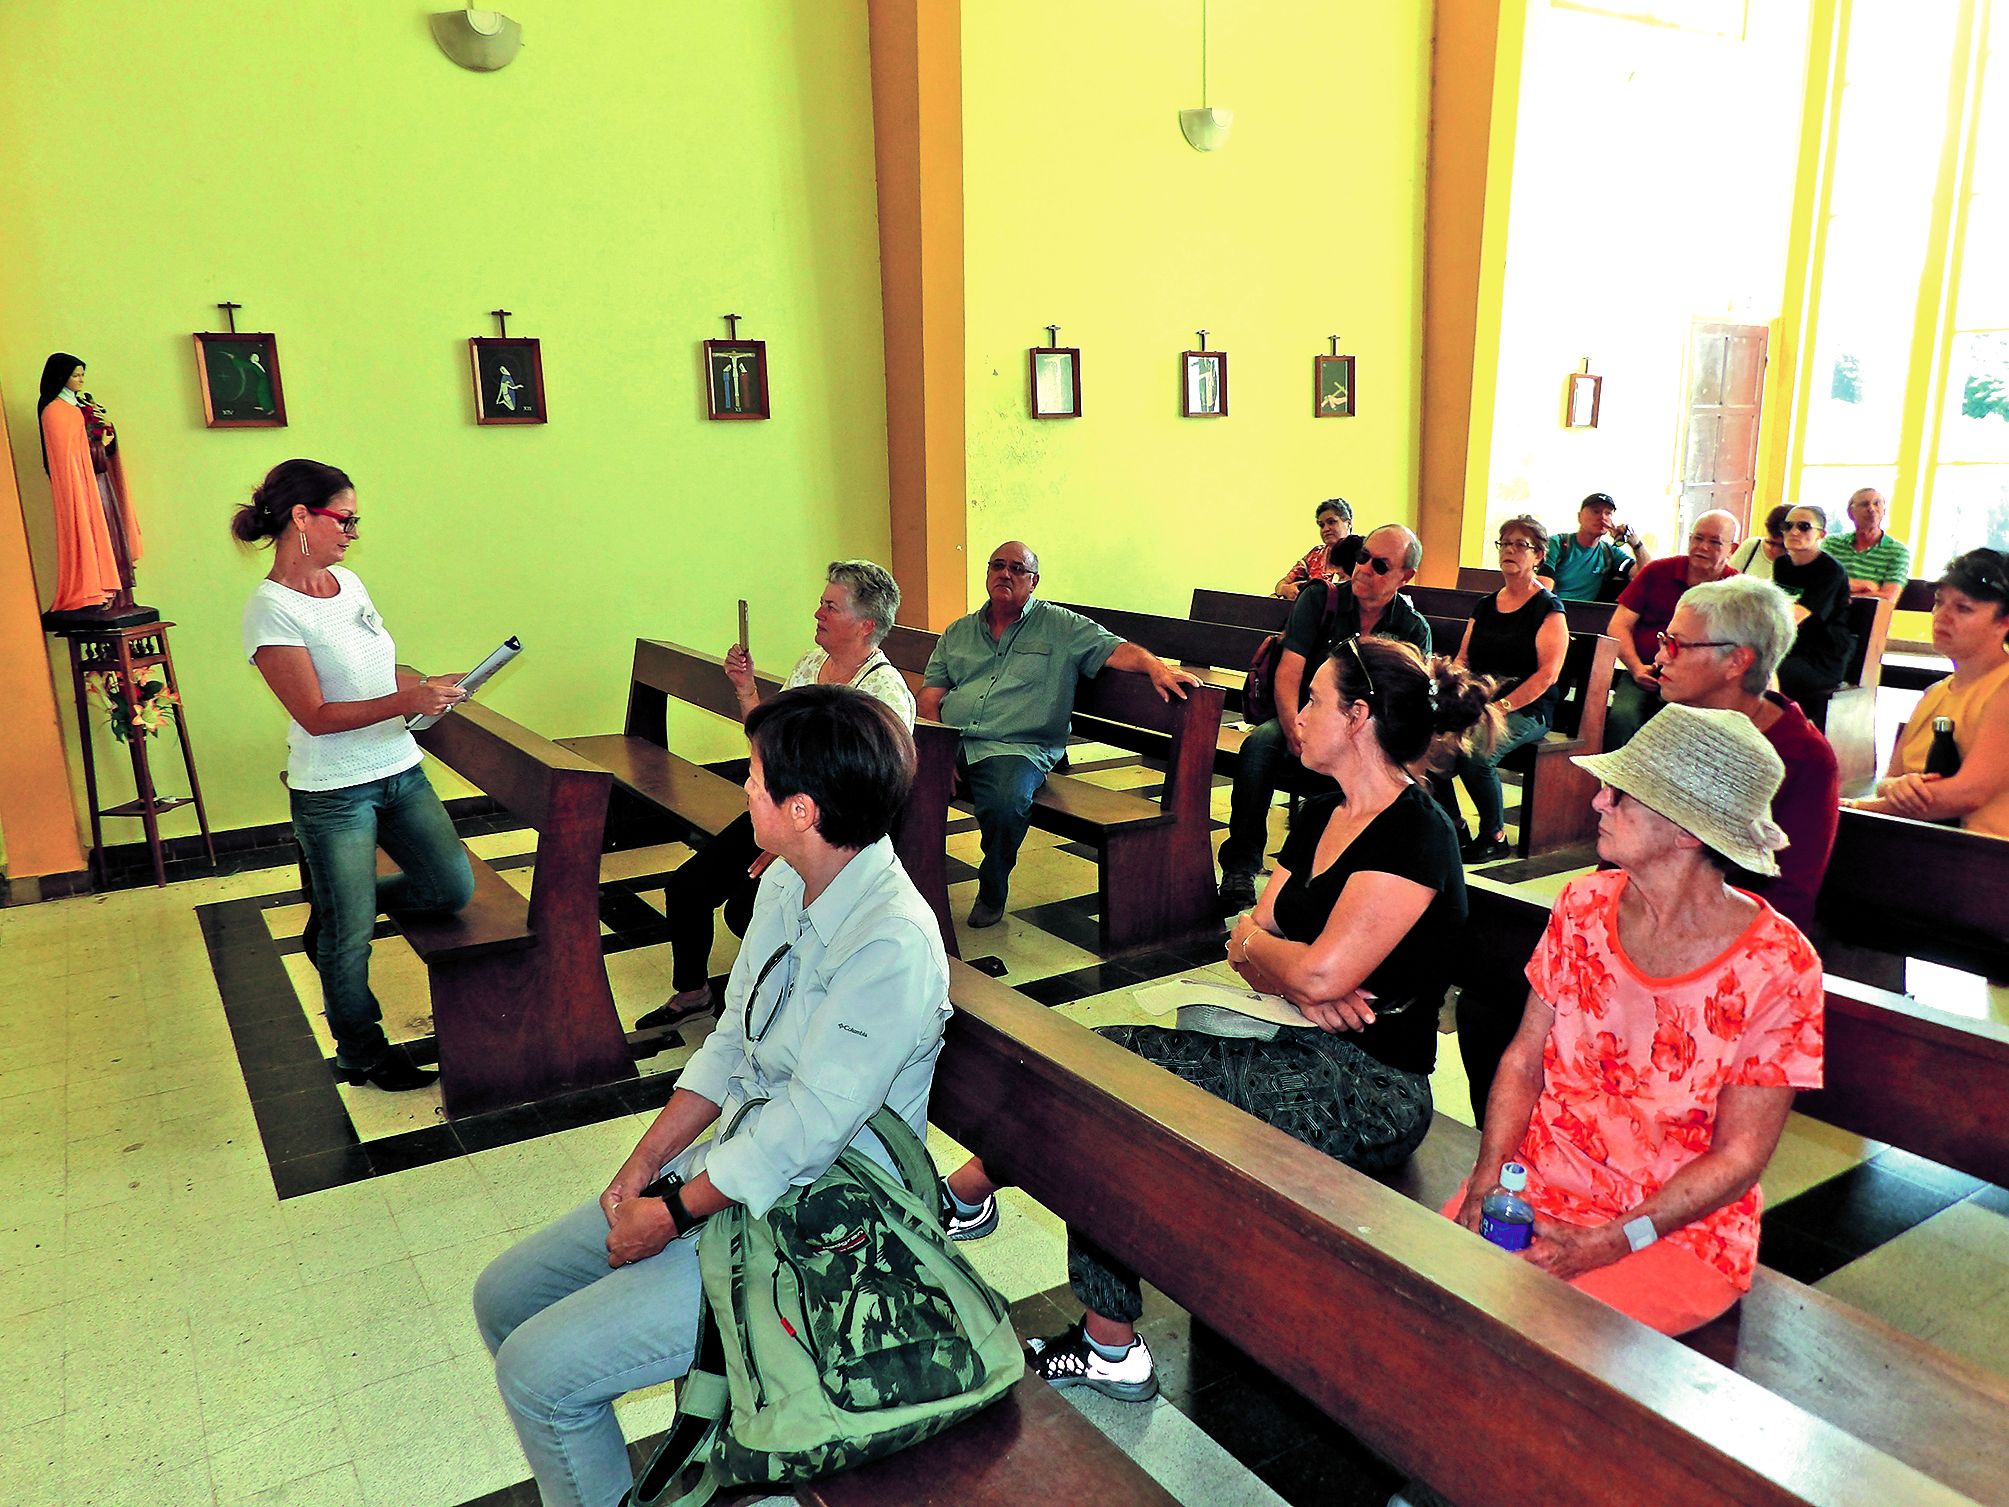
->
<box><xmin>54</xmin><ymin>619</ymin><xmax>216</xmax><ymax>888</ymax></box>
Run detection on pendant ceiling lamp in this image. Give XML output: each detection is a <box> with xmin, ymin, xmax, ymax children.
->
<box><xmin>1179</xmin><ymin>0</ymin><xmax>1233</xmax><ymax>151</ymax></box>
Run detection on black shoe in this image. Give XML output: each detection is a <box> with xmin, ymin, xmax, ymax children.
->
<box><xmin>968</xmin><ymin>898</ymin><xmax>1005</xmax><ymax>928</ymax></box>
<box><xmin>336</xmin><ymin>1049</ymin><xmax>439</xmax><ymax>1092</ymax></box>
<box><xmin>1025</xmin><ymin>1322</ymin><xmax>1157</xmax><ymax>1402</ymax></box>
<box><xmin>1217</xmin><ymin>873</ymin><xmax>1257</xmax><ymax>914</ymax></box>
<box><xmin>1461</xmin><ymin>835</ymin><xmax>1512</xmax><ymax>865</ymax></box>
<box><xmin>636</xmin><ymin>986</ymin><xmax>714</xmax><ymax>1031</ymax></box>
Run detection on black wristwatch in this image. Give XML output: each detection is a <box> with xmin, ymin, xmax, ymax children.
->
<box><xmin>639</xmin><ymin>1172</ymin><xmax>707</xmax><ymax>1235</ymax></box>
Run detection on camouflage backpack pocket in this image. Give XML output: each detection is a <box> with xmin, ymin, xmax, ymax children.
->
<box><xmin>772</xmin><ymin>1180</ymin><xmax>980</xmax><ymax>1411</ymax></box>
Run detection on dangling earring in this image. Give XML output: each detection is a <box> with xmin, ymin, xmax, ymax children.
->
<box><xmin>298</xmin><ymin>530</ymin><xmax>309</xmax><ymax>557</ymax></box>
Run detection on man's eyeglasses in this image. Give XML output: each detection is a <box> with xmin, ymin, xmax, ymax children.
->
<box><xmin>307</xmin><ymin>508</ymin><xmax>360</xmax><ymax>537</ymax></box>
<box><xmin>1655</xmin><ymin>630</ymin><xmax>1736</xmax><ymax>659</ymax></box>
<box><xmin>1781</xmin><ymin>521</ymin><xmax>1818</xmax><ymax>534</ymax></box>
<box><xmin>1357</xmin><ymin>553</ymin><xmax>1399</xmax><ymax>576</ymax></box>
<box><xmin>1689</xmin><ymin>531</ymin><xmax>1732</xmax><ymax>548</ymax></box>
<box><xmin>986</xmin><ymin>559</ymin><xmax>1034</xmax><ymax>577</ymax></box>
<box><xmin>1494</xmin><ymin>538</ymin><xmax>1540</xmax><ymax>553</ymax></box>
<box><xmin>744</xmin><ymin>943</ymin><xmax>795</xmax><ymax>1043</ymax></box>
<box><xmin>1343</xmin><ymin>636</ymin><xmax>1379</xmax><ymax>704</ymax></box>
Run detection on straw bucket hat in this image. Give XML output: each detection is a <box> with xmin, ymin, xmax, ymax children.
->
<box><xmin>1571</xmin><ymin>703</ymin><xmax>1789</xmax><ymax>875</ymax></box>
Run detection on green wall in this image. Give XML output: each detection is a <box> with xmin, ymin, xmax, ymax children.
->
<box><xmin>960</xmin><ymin>0</ymin><xmax>1433</xmax><ymax>613</ymax></box>
<box><xmin>0</xmin><ymin>2</ymin><xmax>889</xmax><ymax>836</ymax></box>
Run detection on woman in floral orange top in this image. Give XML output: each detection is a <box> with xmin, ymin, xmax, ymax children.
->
<box><xmin>1449</xmin><ymin>703</ymin><xmax>1823</xmax><ymax>1334</ymax></box>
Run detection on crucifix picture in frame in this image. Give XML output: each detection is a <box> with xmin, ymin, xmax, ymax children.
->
<box><xmin>705</xmin><ymin>315</ymin><xmax>770</xmax><ymax>421</ymax></box>
<box><xmin>1314</xmin><ymin>354</ymin><xmax>1356</xmax><ymax>418</ymax></box>
<box><xmin>1182</xmin><ymin>348</ymin><xmax>1227</xmax><ymax>418</ymax></box>
<box><xmin>1566</xmin><ymin>370</ymin><xmax>1602</xmax><ymax>429</ymax></box>
<box><xmin>193</xmin><ymin>332</ymin><xmax>287</xmax><ymax>428</ymax></box>
<box><xmin>469</xmin><ymin>337</ymin><xmax>547</xmax><ymax>425</ymax></box>
<box><xmin>1029</xmin><ymin>346</ymin><xmax>1081</xmax><ymax>419</ymax></box>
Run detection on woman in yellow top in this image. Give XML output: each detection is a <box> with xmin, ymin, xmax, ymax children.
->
<box><xmin>1849</xmin><ymin>549</ymin><xmax>2009</xmax><ymax>837</ymax></box>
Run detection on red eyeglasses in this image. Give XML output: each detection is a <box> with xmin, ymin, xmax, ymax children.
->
<box><xmin>1655</xmin><ymin>630</ymin><xmax>1734</xmax><ymax>659</ymax></box>
<box><xmin>305</xmin><ymin>507</ymin><xmax>360</xmax><ymax>537</ymax></box>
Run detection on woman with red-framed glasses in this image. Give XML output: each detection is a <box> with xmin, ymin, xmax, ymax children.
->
<box><xmin>232</xmin><ymin>459</ymin><xmax>474</xmax><ymax>1092</ymax></box>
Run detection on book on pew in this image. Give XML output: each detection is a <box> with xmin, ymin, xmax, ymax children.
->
<box><xmin>407</xmin><ymin>636</ymin><xmax>522</xmax><ymax>730</ymax></box>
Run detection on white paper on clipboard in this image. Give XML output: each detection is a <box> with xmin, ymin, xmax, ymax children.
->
<box><xmin>407</xmin><ymin>636</ymin><xmax>521</xmax><ymax>730</ymax></box>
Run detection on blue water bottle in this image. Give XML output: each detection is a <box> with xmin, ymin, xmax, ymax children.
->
<box><xmin>1479</xmin><ymin>1162</ymin><xmax>1535</xmax><ymax>1251</ymax></box>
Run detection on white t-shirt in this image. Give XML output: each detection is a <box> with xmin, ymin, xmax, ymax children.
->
<box><xmin>241</xmin><ymin>566</ymin><xmax>423</xmax><ymax>791</ymax></box>
<box><xmin>784</xmin><ymin>647</ymin><xmax>917</xmax><ymax>728</ymax></box>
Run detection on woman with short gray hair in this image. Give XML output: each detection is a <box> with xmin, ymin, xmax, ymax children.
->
<box><xmin>636</xmin><ymin>560</ymin><xmax>916</xmax><ymax>1029</ymax></box>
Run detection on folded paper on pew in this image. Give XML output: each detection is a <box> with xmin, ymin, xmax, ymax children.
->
<box><xmin>1136</xmin><ymin>977</ymin><xmax>1317</xmax><ymax>1040</ymax></box>
<box><xmin>408</xmin><ymin>635</ymin><xmax>521</xmax><ymax>730</ymax></box>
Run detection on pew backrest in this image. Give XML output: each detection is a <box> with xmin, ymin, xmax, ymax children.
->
<box><xmin>1189</xmin><ymin>587</ymin><xmax>1290</xmax><ymax>632</ymax></box>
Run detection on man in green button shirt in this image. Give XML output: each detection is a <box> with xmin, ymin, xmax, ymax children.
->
<box><xmin>920</xmin><ymin>541</ymin><xmax>1199</xmax><ymax>928</ymax></box>
<box><xmin>1821</xmin><ymin>487</ymin><xmax>1911</xmax><ymax>604</ymax></box>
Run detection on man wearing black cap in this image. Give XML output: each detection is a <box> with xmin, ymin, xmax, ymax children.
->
<box><xmin>1539</xmin><ymin>493</ymin><xmax>1652</xmax><ymax>601</ymax></box>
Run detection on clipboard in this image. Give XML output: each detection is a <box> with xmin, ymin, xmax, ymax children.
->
<box><xmin>407</xmin><ymin>636</ymin><xmax>522</xmax><ymax>730</ymax></box>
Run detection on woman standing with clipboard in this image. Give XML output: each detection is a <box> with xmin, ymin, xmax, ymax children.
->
<box><xmin>235</xmin><ymin>459</ymin><xmax>474</xmax><ymax>1092</ymax></box>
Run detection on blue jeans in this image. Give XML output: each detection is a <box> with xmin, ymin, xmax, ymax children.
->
<box><xmin>474</xmin><ymin>1198</ymin><xmax>703</xmax><ymax>1507</ymax></box>
<box><xmin>1218</xmin><ymin>718</ymin><xmax>1336</xmax><ymax>879</ymax></box>
<box><xmin>290</xmin><ymin>763</ymin><xmax>474</xmax><ymax>1069</ymax></box>
<box><xmin>961</xmin><ymin>753</ymin><xmax>1047</xmax><ymax>909</ymax></box>
<box><xmin>1444</xmin><ymin>708</ymin><xmax>1550</xmax><ymax>839</ymax></box>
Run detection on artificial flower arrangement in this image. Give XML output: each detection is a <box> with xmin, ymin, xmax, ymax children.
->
<box><xmin>86</xmin><ymin>667</ymin><xmax>179</xmax><ymax>743</ymax></box>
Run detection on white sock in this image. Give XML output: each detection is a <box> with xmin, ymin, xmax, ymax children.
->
<box><xmin>1084</xmin><ymin>1331</ymin><xmax>1134</xmax><ymax>1361</ymax></box>
<box><xmin>945</xmin><ymin>1186</ymin><xmax>985</xmax><ymax>1217</ymax></box>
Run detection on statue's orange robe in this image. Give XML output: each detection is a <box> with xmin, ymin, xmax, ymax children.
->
<box><xmin>41</xmin><ymin>398</ymin><xmax>142</xmax><ymax>611</ymax></box>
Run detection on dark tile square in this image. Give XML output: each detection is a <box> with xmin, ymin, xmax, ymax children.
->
<box><xmin>1014</xmin><ymin>896</ymin><xmax>1101</xmax><ymax>953</ymax></box>
<box><xmin>963</xmin><ymin>955</ymin><xmax>1009</xmax><ymax>978</ymax></box>
<box><xmin>270</xmin><ymin>1144</ymin><xmax>374</xmax><ymax>1199</ymax></box>
<box><xmin>243</xmin><ymin>1056</ymin><xmax>341</xmax><ymax>1102</ymax></box>
<box><xmin>537</xmin><ymin>1084</ymin><xmax>637</xmax><ymax>1134</ymax></box>
<box><xmin>254</xmin><ymin>1087</ymin><xmax>357</xmax><ymax>1165</ymax></box>
<box><xmin>1754</xmin><ymin>1219</ymin><xmax>1855</xmax><ymax>1284</ymax></box>
<box><xmin>1015</xmin><ymin>972</ymin><xmax>1095</xmax><ymax>1007</ymax></box>
<box><xmin>1254</xmin><ymin>1437</ymin><xmax>1403</xmax><ymax>1507</ymax></box>
<box><xmin>1183</xmin><ymin>1359</ymin><xmax>1329</xmax><ymax>1467</ymax></box>
<box><xmin>1871</xmin><ymin>1147</ymin><xmax>1986</xmax><ymax>1203</ymax></box>
<box><xmin>364</xmin><ymin>1123</ymin><xmax>463</xmax><ymax>1175</ymax></box>
<box><xmin>1054</xmin><ymin>841</ymin><xmax>1099</xmax><ymax>861</ymax></box>
<box><xmin>451</xmin><ymin>1104</ymin><xmax>549</xmax><ymax>1153</ymax></box>
<box><xmin>945</xmin><ymin>816</ymin><xmax>979</xmax><ymax>835</ymax></box>
<box><xmin>943</xmin><ymin>856</ymin><xmax>979</xmax><ymax>886</ymax></box>
<box><xmin>224</xmin><ymin>985</ymin><xmax>311</xmax><ymax>1024</ymax></box>
<box><xmin>1767</xmin><ymin>1161</ymin><xmax>1960</xmax><ymax>1262</ymax></box>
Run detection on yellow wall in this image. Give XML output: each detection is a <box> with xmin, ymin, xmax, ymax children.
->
<box><xmin>1469</xmin><ymin>0</ymin><xmax>1812</xmax><ymax>565</ymax></box>
<box><xmin>0</xmin><ymin>2</ymin><xmax>889</xmax><ymax>838</ymax></box>
<box><xmin>960</xmin><ymin>0</ymin><xmax>1433</xmax><ymax>614</ymax></box>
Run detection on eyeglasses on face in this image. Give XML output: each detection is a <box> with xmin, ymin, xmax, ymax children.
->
<box><xmin>1655</xmin><ymin>630</ymin><xmax>1736</xmax><ymax>659</ymax></box>
<box><xmin>1781</xmin><ymin>520</ymin><xmax>1819</xmax><ymax>534</ymax></box>
<box><xmin>1689</xmin><ymin>531</ymin><xmax>1732</xmax><ymax>548</ymax></box>
<box><xmin>1494</xmin><ymin>537</ymin><xmax>1540</xmax><ymax>553</ymax></box>
<box><xmin>1356</xmin><ymin>553</ymin><xmax>1399</xmax><ymax>576</ymax></box>
<box><xmin>306</xmin><ymin>507</ymin><xmax>360</xmax><ymax>537</ymax></box>
<box><xmin>986</xmin><ymin>559</ymin><xmax>1034</xmax><ymax>577</ymax></box>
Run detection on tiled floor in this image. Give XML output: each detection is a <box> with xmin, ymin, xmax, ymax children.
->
<box><xmin>3</xmin><ymin>751</ymin><xmax>2007</xmax><ymax>1506</ymax></box>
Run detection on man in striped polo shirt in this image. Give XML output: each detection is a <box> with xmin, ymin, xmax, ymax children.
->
<box><xmin>1821</xmin><ymin>487</ymin><xmax>1911</xmax><ymax>603</ymax></box>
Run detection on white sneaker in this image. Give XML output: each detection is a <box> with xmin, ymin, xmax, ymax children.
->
<box><xmin>943</xmin><ymin>1192</ymin><xmax>998</xmax><ymax>1241</ymax></box>
<box><xmin>1025</xmin><ymin>1322</ymin><xmax>1158</xmax><ymax>1402</ymax></box>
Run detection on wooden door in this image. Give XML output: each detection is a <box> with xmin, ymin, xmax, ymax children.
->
<box><xmin>1680</xmin><ymin>322</ymin><xmax>1768</xmax><ymax>536</ymax></box>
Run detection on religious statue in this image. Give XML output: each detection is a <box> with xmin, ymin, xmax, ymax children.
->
<box><xmin>36</xmin><ymin>351</ymin><xmax>147</xmax><ymax>619</ymax></box>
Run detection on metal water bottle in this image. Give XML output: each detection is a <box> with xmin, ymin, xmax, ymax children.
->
<box><xmin>1925</xmin><ymin>716</ymin><xmax>1962</xmax><ymax>778</ymax></box>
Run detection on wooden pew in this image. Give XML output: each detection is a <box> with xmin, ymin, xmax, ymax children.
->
<box><xmin>1050</xmin><ymin>599</ymin><xmax>1269</xmax><ymax>715</ymax></box>
<box><xmin>933</xmin><ymin>960</ymin><xmax>2009</xmax><ymax>1507</ymax></box>
<box><xmin>560</xmin><ymin>638</ymin><xmax>962</xmax><ymax>959</ymax></box>
<box><xmin>1817</xmin><ymin>807</ymin><xmax>2009</xmax><ymax>981</ymax></box>
<box><xmin>1189</xmin><ymin>586</ymin><xmax>1289</xmax><ymax>633</ymax></box>
<box><xmin>1456</xmin><ymin>875</ymin><xmax>2009</xmax><ymax>1189</ymax></box>
<box><xmin>881</xmin><ymin>624</ymin><xmax>1227</xmax><ymax>951</ymax></box>
<box><xmin>1404</xmin><ymin>581</ymin><xmax>1620</xmax><ymax>640</ymax></box>
<box><xmin>399</xmin><ymin>698</ymin><xmax>636</xmax><ymax>1118</ymax></box>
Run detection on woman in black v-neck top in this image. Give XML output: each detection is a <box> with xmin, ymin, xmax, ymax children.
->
<box><xmin>959</xmin><ymin>636</ymin><xmax>1501</xmax><ymax>1400</ymax></box>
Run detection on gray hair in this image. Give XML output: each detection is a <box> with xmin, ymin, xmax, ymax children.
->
<box><xmin>1315</xmin><ymin>497</ymin><xmax>1353</xmax><ymax>524</ymax></box>
<box><xmin>1678</xmin><ymin>576</ymin><xmax>1796</xmax><ymax>693</ymax></box>
<box><xmin>1368</xmin><ymin>523</ymin><xmax>1423</xmax><ymax>572</ymax></box>
<box><xmin>826</xmin><ymin>559</ymin><xmax>901</xmax><ymax>646</ymax></box>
